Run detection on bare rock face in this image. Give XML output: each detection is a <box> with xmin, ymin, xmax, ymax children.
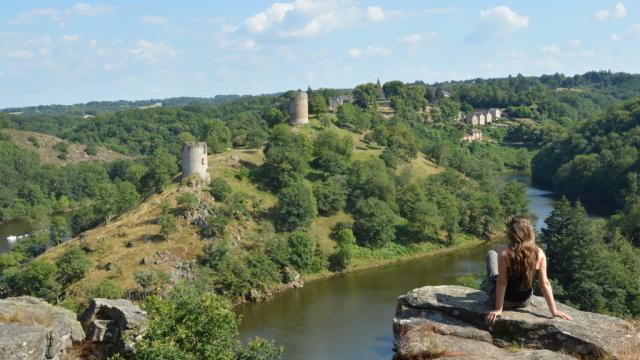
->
<box><xmin>0</xmin><ymin>296</ymin><xmax>85</xmax><ymax>360</ymax></box>
<box><xmin>80</xmin><ymin>298</ymin><xmax>148</xmax><ymax>356</ymax></box>
<box><xmin>394</xmin><ymin>285</ymin><xmax>640</xmax><ymax>360</ymax></box>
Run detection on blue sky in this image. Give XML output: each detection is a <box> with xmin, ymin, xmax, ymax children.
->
<box><xmin>1</xmin><ymin>1</ymin><xmax>639</xmax><ymax>108</ymax></box>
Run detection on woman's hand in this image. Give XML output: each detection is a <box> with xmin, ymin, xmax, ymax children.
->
<box><xmin>485</xmin><ymin>309</ymin><xmax>502</xmax><ymax>326</ymax></box>
<box><xmin>552</xmin><ymin>310</ymin><xmax>572</xmax><ymax>320</ymax></box>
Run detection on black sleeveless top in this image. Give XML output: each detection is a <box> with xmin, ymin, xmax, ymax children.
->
<box><xmin>505</xmin><ymin>268</ymin><xmax>534</xmax><ymax>302</ymax></box>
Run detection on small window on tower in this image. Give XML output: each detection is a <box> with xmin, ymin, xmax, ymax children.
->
<box><xmin>203</xmin><ymin>147</ymin><xmax>207</xmax><ymax>154</ymax></box>
<box><xmin>202</xmin><ymin>158</ymin><xmax>205</xmax><ymax>165</ymax></box>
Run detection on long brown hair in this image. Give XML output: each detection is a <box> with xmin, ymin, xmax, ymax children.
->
<box><xmin>506</xmin><ymin>215</ymin><xmax>538</xmax><ymax>289</ymax></box>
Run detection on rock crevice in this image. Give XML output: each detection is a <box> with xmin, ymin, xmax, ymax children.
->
<box><xmin>393</xmin><ymin>285</ymin><xmax>640</xmax><ymax>359</ymax></box>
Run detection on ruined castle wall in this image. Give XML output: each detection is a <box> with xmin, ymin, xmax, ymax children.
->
<box><xmin>181</xmin><ymin>142</ymin><xmax>210</xmax><ymax>183</ymax></box>
<box><xmin>289</xmin><ymin>91</ymin><xmax>309</xmax><ymax>125</ymax></box>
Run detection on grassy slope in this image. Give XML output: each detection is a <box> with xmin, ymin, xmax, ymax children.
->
<box><xmin>5</xmin><ymin>129</ymin><xmax>130</xmax><ymax>165</ymax></box>
<box><xmin>41</xmin><ymin>119</ymin><xmax>445</xmax><ymax>305</ymax></box>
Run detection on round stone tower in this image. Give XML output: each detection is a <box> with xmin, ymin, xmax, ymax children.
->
<box><xmin>181</xmin><ymin>142</ymin><xmax>210</xmax><ymax>183</ymax></box>
<box><xmin>289</xmin><ymin>90</ymin><xmax>309</xmax><ymax>125</ymax></box>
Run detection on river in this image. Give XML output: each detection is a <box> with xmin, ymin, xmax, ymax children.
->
<box><xmin>235</xmin><ymin>174</ymin><xmax>565</xmax><ymax>360</ymax></box>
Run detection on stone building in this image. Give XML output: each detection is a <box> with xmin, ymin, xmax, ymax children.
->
<box><xmin>289</xmin><ymin>90</ymin><xmax>309</xmax><ymax>125</ymax></box>
<box><xmin>465</xmin><ymin>108</ymin><xmax>502</xmax><ymax>126</ymax></box>
<box><xmin>329</xmin><ymin>95</ymin><xmax>354</xmax><ymax>112</ymax></box>
<box><xmin>462</xmin><ymin>128</ymin><xmax>483</xmax><ymax>142</ymax></box>
<box><xmin>181</xmin><ymin>142</ymin><xmax>210</xmax><ymax>183</ymax></box>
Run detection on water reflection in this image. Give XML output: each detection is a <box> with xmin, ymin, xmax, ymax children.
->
<box><xmin>236</xmin><ymin>175</ymin><xmax>564</xmax><ymax>360</ymax></box>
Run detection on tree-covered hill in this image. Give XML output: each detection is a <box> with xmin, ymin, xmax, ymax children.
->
<box><xmin>532</xmin><ymin>96</ymin><xmax>640</xmax><ymax>208</ymax></box>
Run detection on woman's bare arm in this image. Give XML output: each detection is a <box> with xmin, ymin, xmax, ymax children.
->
<box><xmin>537</xmin><ymin>250</ymin><xmax>572</xmax><ymax>320</ymax></box>
<box><xmin>486</xmin><ymin>248</ymin><xmax>509</xmax><ymax>325</ymax></box>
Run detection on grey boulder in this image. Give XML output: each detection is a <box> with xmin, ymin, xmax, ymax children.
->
<box><xmin>394</xmin><ymin>285</ymin><xmax>640</xmax><ymax>359</ymax></box>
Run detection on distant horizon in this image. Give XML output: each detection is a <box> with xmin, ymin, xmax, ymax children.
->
<box><xmin>1</xmin><ymin>68</ymin><xmax>633</xmax><ymax>110</ymax></box>
<box><xmin>2</xmin><ymin>1</ymin><xmax>639</xmax><ymax>108</ymax></box>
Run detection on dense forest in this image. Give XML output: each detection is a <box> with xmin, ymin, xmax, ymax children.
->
<box><xmin>1</xmin><ymin>70</ymin><xmax>640</xmax><ymax>357</ymax></box>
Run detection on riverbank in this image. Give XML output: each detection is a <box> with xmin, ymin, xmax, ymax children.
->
<box><xmin>302</xmin><ymin>236</ymin><xmax>493</xmax><ymax>285</ymax></box>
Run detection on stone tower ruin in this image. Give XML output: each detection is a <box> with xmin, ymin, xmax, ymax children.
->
<box><xmin>289</xmin><ymin>90</ymin><xmax>309</xmax><ymax>125</ymax></box>
<box><xmin>181</xmin><ymin>142</ymin><xmax>210</xmax><ymax>183</ymax></box>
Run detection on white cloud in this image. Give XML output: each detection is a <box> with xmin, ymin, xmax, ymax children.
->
<box><xmin>245</xmin><ymin>2</ymin><xmax>295</xmax><ymax>33</ymax></box>
<box><xmin>129</xmin><ymin>39</ymin><xmax>177</xmax><ymax>64</ymax></box>
<box><xmin>2</xmin><ymin>49</ymin><xmax>35</xmax><ymax>60</ymax></box>
<box><xmin>568</xmin><ymin>40</ymin><xmax>582</xmax><ymax>49</ymax></box>
<box><xmin>396</xmin><ymin>33</ymin><xmax>436</xmax><ymax>46</ymax></box>
<box><xmin>8</xmin><ymin>3</ymin><xmax>112</xmax><ymax>26</ymax></box>
<box><xmin>60</xmin><ymin>34</ymin><xmax>81</xmax><ymax>43</ymax></box>
<box><xmin>63</xmin><ymin>3</ymin><xmax>112</xmax><ymax>17</ymax></box>
<box><xmin>425</xmin><ymin>7</ymin><xmax>459</xmax><ymax>15</ymax></box>
<box><xmin>466</xmin><ymin>6</ymin><xmax>529</xmax><ymax>41</ymax></box>
<box><xmin>594</xmin><ymin>2</ymin><xmax>627</xmax><ymax>21</ymax></box>
<box><xmin>347</xmin><ymin>46</ymin><xmax>390</xmax><ymax>59</ymax></box>
<box><xmin>141</xmin><ymin>15</ymin><xmax>168</xmax><ymax>25</ymax></box>
<box><xmin>540</xmin><ymin>45</ymin><xmax>560</xmax><ymax>54</ymax></box>
<box><xmin>241</xmin><ymin>1</ymin><xmax>391</xmax><ymax>37</ymax></box>
<box><xmin>612</xmin><ymin>24</ymin><xmax>640</xmax><ymax>40</ymax></box>
<box><xmin>366</xmin><ymin>6</ymin><xmax>386</xmax><ymax>22</ymax></box>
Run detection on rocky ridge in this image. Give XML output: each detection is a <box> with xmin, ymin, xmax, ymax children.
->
<box><xmin>394</xmin><ymin>285</ymin><xmax>640</xmax><ymax>359</ymax></box>
<box><xmin>0</xmin><ymin>296</ymin><xmax>85</xmax><ymax>360</ymax></box>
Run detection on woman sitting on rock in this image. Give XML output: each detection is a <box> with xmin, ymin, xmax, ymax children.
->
<box><xmin>485</xmin><ymin>215</ymin><xmax>572</xmax><ymax>325</ymax></box>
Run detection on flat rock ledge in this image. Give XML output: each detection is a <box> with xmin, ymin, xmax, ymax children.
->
<box><xmin>0</xmin><ymin>296</ymin><xmax>85</xmax><ymax>360</ymax></box>
<box><xmin>393</xmin><ymin>285</ymin><xmax>640</xmax><ymax>360</ymax></box>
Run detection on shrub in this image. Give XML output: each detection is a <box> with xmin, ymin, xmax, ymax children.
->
<box><xmin>313</xmin><ymin>176</ymin><xmax>347</xmax><ymax>216</ymax></box>
<box><xmin>84</xmin><ymin>144</ymin><xmax>98</xmax><ymax>156</ymax></box>
<box><xmin>209</xmin><ymin>178</ymin><xmax>232</xmax><ymax>202</ymax></box>
<box><xmin>287</xmin><ymin>232</ymin><xmax>314</xmax><ymax>273</ymax></box>
<box><xmin>353</xmin><ymin>198</ymin><xmax>397</xmax><ymax>248</ymax></box>
<box><xmin>91</xmin><ymin>279</ymin><xmax>124</xmax><ymax>299</ymax></box>
<box><xmin>56</xmin><ymin>245</ymin><xmax>91</xmax><ymax>287</ymax></box>
<box><xmin>274</xmin><ymin>181</ymin><xmax>317</xmax><ymax>232</ymax></box>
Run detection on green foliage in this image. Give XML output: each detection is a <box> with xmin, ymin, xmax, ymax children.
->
<box><xmin>352</xmin><ymin>197</ymin><xmax>396</xmax><ymax>248</ymax></box>
<box><xmin>176</xmin><ymin>192</ymin><xmax>199</xmax><ymax>209</ymax></box>
<box><xmin>263</xmin><ymin>107</ymin><xmax>286</xmax><ymax>128</ymax></box>
<box><xmin>532</xmin><ymin>97</ymin><xmax>640</xmax><ymax>209</ymax></box>
<box><xmin>3</xmin><ymin>259</ymin><xmax>60</xmax><ymax>302</ymax></box>
<box><xmin>200</xmin><ymin>207</ymin><xmax>231</xmax><ymax>238</ymax></box>
<box><xmin>397</xmin><ymin>184</ymin><xmax>442</xmax><ymax>242</ymax></box>
<box><xmin>134</xmin><ymin>286</ymin><xmax>282</xmax><ymax>360</ymax></box>
<box><xmin>353</xmin><ymin>83</ymin><xmax>380</xmax><ymax>110</ymax></box>
<box><xmin>134</xmin><ymin>269</ymin><xmax>170</xmax><ymax>298</ymax></box>
<box><xmin>287</xmin><ymin>232</ymin><xmax>314</xmax><ymax>273</ymax></box>
<box><xmin>262</xmin><ymin>124</ymin><xmax>312</xmax><ymax>189</ymax></box>
<box><xmin>84</xmin><ymin>143</ymin><xmax>98</xmax><ymax>156</ymax></box>
<box><xmin>158</xmin><ymin>202</ymin><xmax>177</xmax><ymax>239</ymax></box>
<box><xmin>53</xmin><ymin>141</ymin><xmax>69</xmax><ymax>159</ymax></box>
<box><xmin>332</xmin><ymin>228</ymin><xmax>357</xmax><ymax>270</ymax></box>
<box><xmin>312</xmin><ymin>129</ymin><xmax>353</xmax><ymax>174</ymax></box>
<box><xmin>336</xmin><ymin>103</ymin><xmax>371</xmax><ymax>131</ymax></box>
<box><xmin>91</xmin><ymin>279</ymin><xmax>124</xmax><ymax>299</ymax></box>
<box><xmin>313</xmin><ymin>176</ymin><xmax>347</xmax><ymax>216</ymax></box>
<box><xmin>347</xmin><ymin>158</ymin><xmax>396</xmax><ymax>208</ymax></box>
<box><xmin>55</xmin><ymin>245</ymin><xmax>91</xmax><ymax>287</ymax></box>
<box><xmin>141</xmin><ymin>149</ymin><xmax>178</xmax><ymax>194</ymax></box>
<box><xmin>209</xmin><ymin>177</ymin><xmax>232</xmax><ymax>202</ymax></box>
<box><xmin>308</xmin><ymin>93</ymin><xmax>328</xmax><ymax>115</ymax></box>
<box><xmin>202</xmin><ymin>119</ymin><xmax>232</xmax><ymax>153</ymax></box>
<box><xmin>27</xmin><ymin>136</ymin><xmax>39</xmax><ymax>147</ymax></box>
<box><xmin>499</xmin><ymin>181</ymin><xmax>529</xmax><ymax>217</ymax></box>
<box><xmin>542</xmin><ymin>198</ymin><xmax>640</xmax><ymax>316</ymax></box>
<box><xmin>274</xmin><ymin>181</ymin><xmax>317</xmax><ymax>232</ymax></box>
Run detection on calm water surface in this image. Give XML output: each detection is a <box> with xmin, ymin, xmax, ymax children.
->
<box><xmin>235</xmin><ymin>174</ymin><xmax>564</xmax><ymax>360</ymax></box>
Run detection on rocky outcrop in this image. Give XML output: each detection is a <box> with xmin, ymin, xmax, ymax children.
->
<box><xmin>80</xmin><ymin>298</ymin><xmax>148</xmax><ymax>356</ymax></box>
<box><xmin>0</xmin><ymin>296</ymin><xmax>85</xmax><ymax>360</ymax></box>
<box><xmin>394</xmin><ymin>285</ymin><xmax>640</xmax><ymax>359</ymax></box>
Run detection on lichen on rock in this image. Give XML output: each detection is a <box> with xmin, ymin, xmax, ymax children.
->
<box><xmin>393</xmin><ymin>285</ymin><xmax>640</xmax><ymax>359</ymax></box>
